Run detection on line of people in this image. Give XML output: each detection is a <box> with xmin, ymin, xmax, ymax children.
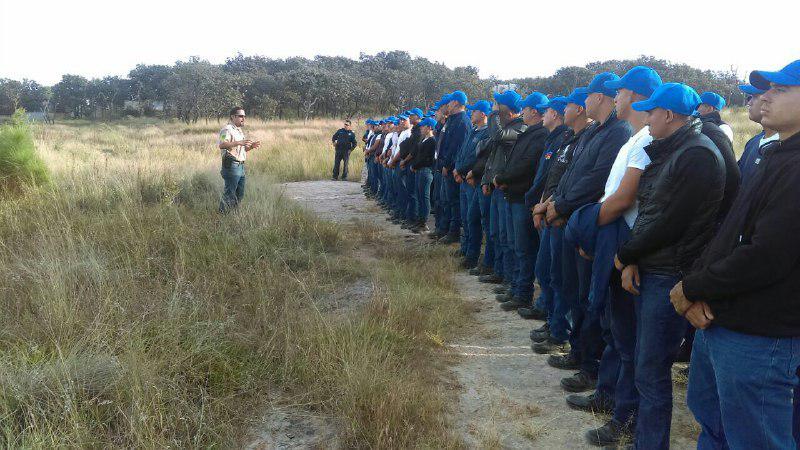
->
<box><xmin>359</xmin><ymin>59</ymin><xmax>800</xmax><ymax>449</ymax></box>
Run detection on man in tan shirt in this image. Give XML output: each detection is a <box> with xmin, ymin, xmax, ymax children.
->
<box><xmin>218</xmin><ymin>107</ymin><xmax>260</xmax><ymax>213</ymax></box>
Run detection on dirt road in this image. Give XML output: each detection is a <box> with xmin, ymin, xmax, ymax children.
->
<box><xmin>277</xmin><ymin>180</ymin><xmax>697</xmax><ymax>449</ymax></box>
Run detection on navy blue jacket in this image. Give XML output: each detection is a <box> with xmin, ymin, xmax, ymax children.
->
<box><xmin>454</xmin><ymin>125</ymin><xmax>490</xmax><ymax>175</ymax></box>
<box><xmin>738</xmin><ymin>131</ymin><xmax>765</xmax><ymax>187</ymax></box>
<box><xmin>553</xmin><ymin>111</ymin><xmax>633</xmax><ymax>218</ymax></box>
<box><xmin>436</xmin><ymin>110</ymin><xmax>471</xmax><ymax>172</ymax></box>
<box><xmin>525</xmin><ymin>124</ymin><xmax>570</xmax><ymax>208</ymax></box>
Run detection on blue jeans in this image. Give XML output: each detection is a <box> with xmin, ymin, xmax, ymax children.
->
<box><xmin>489</xmin><ymin>189</ymin><xmax>506</xmax><ymax>279</ymax></box>
<box><xmin>404</xmin><ymin>168</ymin><xmax>418</xmax><ymax>222</ymax></box>
<box><xmin>440</xmin><ymin>173</ymin><xmax>461</xmax><ymax>235</ymax></box>
<box><xmin>433</xmin><ymin>170</ymin><xmax>445</xmax><ymax>233</ymax></box>
<box><xmin>460</xmin><ymin>183</ymin><xmax>481</xmax><ymax>263</ymax></box>
<box><xmin>509</xmin><ymin>201</ymin><xmax>538</xmax><ymax>303</ymax></box>
<box><xmin>219</xmin><ymin>162</ymin><xmax>245</xmax><ymax>213</ymax></box>
<box><xmin>688</xmin><ymin>326</ymin><xmax>800</xmax><ymax>450</ymax></box>
<box><xmin>477</xmin><ymin>189</ymin><xmax>494</xmax><ymax>269</ymax></box>
<box><xmin>497</xmin><ymin>193</ymin><xmax>515</xmax><ymax>284</ymax></box>
<box><xmin>562</xmin><ymin>244</ymin><xmax>597</xmax><ymax>371</ymax></box>
<box><xmin>607</xmin><ymin>271</ymin><xmax>638</xmax><ymax>426</ymax></box>
<box><xmin>633</xmin><ymin>272</ymin><xmax>686</xmax><ymax>450</ymax></box>
<box><xmin>459</xmin><ymin>183</ymin><xmax>471</xmax><ymax>256</ymax></box>
<box><xmin>534</xmin><ymin>226</ymin><xmax>552</xmax><ymax>313</ymax></box>
<box><xmin>416</xmin><ymin>167</ymin><xmax>433</xmax><ymax>223</ymax></box>
<box><xmin>548</xmin><ymin>226</ymin><xmax>571</xmax><ymax>342</ymax></box>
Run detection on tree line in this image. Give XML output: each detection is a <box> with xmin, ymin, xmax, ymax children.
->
<box><xmin>0</xmin><ymin>52</ymin><xmax>745</xmax><ymax>122</ymax></box>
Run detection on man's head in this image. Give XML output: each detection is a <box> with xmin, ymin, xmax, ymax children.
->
<box><xmin>750</xmin><ymin>60</ymin><xmax>800</xmax><ymax>139</ymax></box>
<box><xmin>418</xmin><ymin>117</ymin><xmax>438</xmax><ymax>135</ymax></box>
<box><xmin>343</xmin><ymin>119</ymin><xmax>352</xmax><ymax>131</ymax></box>
<box><xmin>519</xmin><ymin>92</ymin><xmax>548</xmax><ymax>126</ymax></box>
<box><xmin>739</xmin><ymin>84</ymin><xmax>766</xmax><ymax>123</ymax></box>
<box><xmin>493</xmin><ymin>90</ymin><xmax>522</xmax><ymax>124</ymax></box>
<box><xmin>632</xmin><ymin>82</ymin><xmax>700</xmax><ymax>139</ymax></box>
<box><xmin>448</xmin><ymin>90</ymin><xmax>468</xmax><ymax>112</ymax></box>
<box><xmin>564</xmin><ymin>88</ymin><xmax>589</xmax><ymax>130</ymax></box>
<box><xmin>539</xmin><ymin>97</ymin><xmax>568</xmax><ymax>131</ymax></box>
<box><xmin>407</xmin><ymin>108</ymin><xmax>424</xmax><ymax>125</ymax></box>
<box><xmin>697</xmin><ymin>92</ymin><xmax>726</xmax><ymax>116</ymax></box>
<box><xmin>229</xmin><ymin>107</ymin><xmax>245</xmax><ymax>127</ymax></box>
<box><xmin>604</xmin><ymin>66</ymin><xmax>662</xmax><ymax>121</ymax></box>
<box><xmin>397</xmin><ymin>115</ymin><xmax>410</xmax><ymax>130</ymax></box>
<box><xmin>467</xmin><ymin>100</ymin><xmax>492</xmax><ymax>127</ymax></box>
<box><xmin>585</xmin><ymin>72</ymin><xmax>620</xmax><ymax>121</ymax></box>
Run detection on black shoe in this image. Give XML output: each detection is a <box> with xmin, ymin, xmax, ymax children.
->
<box><xmin>428</xmin><ymin>231</ymin><xmax>445</xmax><ymax>240</ymax></box>
<box><xmin>400</xmin><ymin>221</ymin><xmax>412</xmax><ymax>229</ymax></box>
<box><xmin>533</xmin><ymin>337</ymin><xmax>570</xmax><ymax>354</ymax></box>
<box><xmin>460</xmin><ymin>258</ymin><xmax>477</xmax><ymax>270</ymax></box>
<box><xmin>469</xmin><ymin>265</ymin><xmax>492</xmax><ymax>276</ymax></box>
<box><xmin>585</xmin><ymin>420</ymin><xmax>631</xmax><ymax>447</ymax></box>
<box><xmin>412</xmin><ymin>223</ymin><xmax>430</xmax><ymax>234</ymax></box>
<box><xmin>547</xmin><ymin>353</ymin><xmax>580</xmax><ymax>370</ymax></box>
<box><xmin>493</xmin><ymin>285</ymin><xmax>509</xmax><ymax>294</ymax></box>
<box><xmin>566</xmin><ymin>392</ymin><xmax>614</xmax><ymax>415</ymax></box>
<box><xmin>532</xmin><ymin>322</ymin><xmax>549</xmax><ymax>333</ymax></box>
<box><xmin>438</xmin><ymin>233</ymin><xmax>459</xmax><ymax>245</ymax></box>
<box><xmin>529</xmin><ymin>328</ymin><xmax>551</xmax><ymax>344</ymax></box>
<box><xmin>518</xmin><ymin>306</ymin><xmax>548</xmax><ymax>321</ymax></box>
<box><xmin>495</xmin><ymin>292</ymin><xmax>513</xmax><ymax>303</ymax></box>
<box><xmin>479</xmin><ymin>274</ymin><xmax>503</xmax><ymax>284</ymax></box>
<box><xmin>500</xmin><ymin>298</ymin><xmax>530</xmax><ymax>311</ymax></box>
<box><xmin>561</xmin><ymin>371</ymin><xmax>597</xmax><ymax>393</ymax></box>
<box><xmin>391</xmin><ymin>218</ymin><xmax>402</xmax><ymax>224</ymax></box>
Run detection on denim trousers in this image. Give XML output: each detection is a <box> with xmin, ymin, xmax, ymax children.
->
<box><xmin>688</xmin><ymin>326</ymin><xmax>800</xmax><ymax>450</ymax></box>
<box><xmin>603</xmin><ymin>270</ymin><xmax>638</xmax><ymax>426</ymax></box>
<box><xmin>534</xmin><ymin>226</ymin><xmax>552</xmax><ymax>313</ymax></box>
<box><xmin>489</xmin><ymin>189</ymin><xmax>506</xmax><ymax>279</ymax></box>
<box><xmin>440</xmin><ymin>174</ymin><xmax>461</xmax><ymax>235</ymax></box>
<box><xmin>562</xmin><ymin>243</ymin><xmax>597</xmax><ymax>371</ymax></box>
<box><xmin>404</xmin><ymin>168</ymin><xmax>418</xmax><ymax>222</ymax></box>
<box><xmin>459</xmin><ymin>183</ymin><xmax>482</xmax><ymax>262</ymax></box>
<box><xmin>633</xmin><ymin>272</ymin><xmax>686</xmax><ymax>450</ymax></box>
<box><xmin>548</xmin><ymin>225</ymin><xmax>571</xmax><ymax>342</ymax></box>
<box><xmin>433</xmin><ymin>170</ymin><xmax>445</xmax><ymax>232</ymax></box>
<box><xmin>477</xmin><ymin>189</ymin><xmax>494</xmax><ymax>269</ymax></box>
<box><xmin>415</xmin><ymin>167</ymin><xmax>433</xmax><ymax>223</ymax></box>
<box><xmin>509</xmin><ymin>201</ymin><xmax>538</xmax><ymax>303</ymax></box>
<box><xmin>497</xmin><ymin>192</ymin><xmax>515</xmax><ymax>284</ymax></box>
<box><xmin>219</xmin><ymin>162</ymin><xmax>245</xmax><ymax>213</ymax></box>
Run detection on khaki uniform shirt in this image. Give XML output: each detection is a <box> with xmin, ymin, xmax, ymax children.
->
<box><xmin>219</xmin><ymin>123</ymin><xmax>247</xmax><ymax>162</ymax></box>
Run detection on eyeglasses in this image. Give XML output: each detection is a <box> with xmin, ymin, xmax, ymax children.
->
<box><xmin>235</xmin><ymin>115</ymin><xmax>245</xmax><ymax>118</ymax></box>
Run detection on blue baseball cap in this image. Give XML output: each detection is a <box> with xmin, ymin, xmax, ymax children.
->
<box><xmin>587</xmin><ymin>72</ymin><xmax>621</xmax><ymax>98</ymax></box>
<box><xmin>493</xmin><ymin>90</ymin><xmax>522</xmax><ymax>113</ymax></box>
<box><xmin>397</xmin><ymin>114</ymin><xmax>409</xmax><ymax>121</ymax></box>
<box><xmin>738</xmin><ymin>84</ymin><xmax>765</xmax><ymax>96</ymax></box>
<box><xmin>467</xmin><ymin>100</ymin><xmax>493</xmax><ymax>116</ymax></box>
<box><xmin>419</xmin><ymin>117</ymin><xmax>438</xmax><ymax>128</ymax></box>
<box><xmin>407</xmin><ymin>108</ymin><xmax>424</xmax><ymax>118</ymax></box>
<box><xmin>537</xmin><ymin>96</ymin><xmax>569</xmax><ymax>115</ymax></box>
<box><xmin>699</xmin><ymin>91</ymin><xmax>726</xmax><ymax>111</ymax></box>
<box><xmin>386</xmin><ymin>116</ymin><xmax>399</xmax><ymax>125</ymax></box>
<box><xmin>750</xmin><ymin>60</ymin><xmax>800</xmax><ymax>90</ymax></box>
<box><xmin>566</xmin><ymin>87</ymin><xmax>589</xmax><ymax>107</ymax></box>
<box><xmin>449</xmin><ymin>90</ymin><xmax>468</xmax><ymax>105</ymax></box>
<box><xmin>604</xmin><ymin>66</ymin><xmax>662</xmax><ymax>98</ymax></box>
<box><xmin>519</xmin><ymin>92</ymin><xmax>550</xmax><ymax>114</ymax></box>
<box><xmin>632</xmin><ymin>82</ymin><xmax>701</xmax><ymax>116</ymax></box>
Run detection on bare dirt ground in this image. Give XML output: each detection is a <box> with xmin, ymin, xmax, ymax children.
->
<box><xmin>272</xmin><ymin>179</ymin><xmax>697</xmax><ymax>449</ymax></box>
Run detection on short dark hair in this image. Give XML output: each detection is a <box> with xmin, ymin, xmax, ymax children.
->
<box><xmin>344</xmin><ymin>119</ymin><xmax>352</xmax><ymax>125</ymax></box>
<box><xmin>229</xmin><ymin>107</ymin><xmax>244</xmax><ymax>116</ymax></box>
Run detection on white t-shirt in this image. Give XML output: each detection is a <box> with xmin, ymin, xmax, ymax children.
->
<box><xmin>760</xmin><ymin>132</ymin><xmax>779</xmax><ymax>148</ymax></box>
<box><xmin>600</xmin><ymin>126</ymin><xmax>653</xmax><ymax>228</ymax></box>
<box><xmin>394</xmin><ymin>128</ymin><xmax>412</xmax><ymax>158</ymax></box>
<box><xmin>383</xmin><ymin>131</ymin><xmax>397</xmax><ymax>155</ymax></box>
<box><xmin>719</xmin><ymin>123</ymin><xmax>734</xmax><ymax>143</ymax></box>
<box><xmin>219</xmin><ymin>123</ymin><xmax>247</xmax><ymax>162</ymax></box>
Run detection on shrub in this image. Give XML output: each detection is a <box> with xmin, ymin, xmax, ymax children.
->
<box><xmin>0</xmin><ymin>109</ymin><xmax>49</xmax><ymax>192</ymax></box>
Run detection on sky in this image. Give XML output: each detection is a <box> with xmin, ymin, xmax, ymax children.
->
<box><xmin>0</xmin><ymin>0</ymin><xmax>795</xmax><ymax>86</ymax></box>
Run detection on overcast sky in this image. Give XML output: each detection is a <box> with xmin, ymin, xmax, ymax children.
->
<box><xmin>0</xmin><ymin>0</ymin><xmax>794</xmax><ymax>86</ymax></box>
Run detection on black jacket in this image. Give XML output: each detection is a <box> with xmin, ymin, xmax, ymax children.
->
<box><xmin>412</xmin><ymin>136</ymin><xmax>436</xmax><ymax>170</ymax></box>
<box><xmin>481</xmin><ymin>116</ymin><xmax>527</xmax><ymax>186</ymax></box>
<box><xmin>493</xmin><ymin>122</ymin><xmax>550</xmax><ymax>203</ymax></box>
<box><xmin>700</xmin><ymin>120</ymin><xmax>741</xmax><ymax>221</ymax></box>
<box><xmin>332</xmin><ymin>128</ymin><xmax>357</xmax><ymax>152</ymax></box>
<box><xmin>683</xmin><ymin>132</ymin><xmax>800</xmax><ymax>337</ymax></box>
<box><xmin>542</xmin><ymin>127</ymin><xmax>583</xmax><ymax>201</ymax></box>
<box><xmin>398</xmin><ymin>125</ymin><xmax>421</xmax><ymax>160</ymax></box>
<box><xmin>472</xmin><ymin>110</ymin><xmax>500</xmax><ymax>181</ymax></box>
<box><xmin>618</xmin><ymin>122</ymin><xmax>726</xmax><ymax>274</ymax></box>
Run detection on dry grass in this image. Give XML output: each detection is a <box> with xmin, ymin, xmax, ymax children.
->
<box><xmin>0</xmin><ymin>118</ymin><xmax>464</xmax><ymax>448</ymax></box>
<box><xmin>722</xmin><ymin>107</ymin><xmax>762</xmax><ymax>157</ymax></box>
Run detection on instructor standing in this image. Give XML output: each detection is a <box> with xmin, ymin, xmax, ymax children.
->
<box><xmin>219</xmin><ymin>107</ymin><xmax>260</xmax><ymax>213</ymax></box>
<box><xmin>332</xmin><ymin>119</ymin><xmax>357</xmax><ymax>180</ymax></box>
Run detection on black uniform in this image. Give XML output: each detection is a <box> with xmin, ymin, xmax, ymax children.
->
<box><xmin>332</xmin><ymin>127</ymin><xmax>357</xmax><ymax>180</ymax></box>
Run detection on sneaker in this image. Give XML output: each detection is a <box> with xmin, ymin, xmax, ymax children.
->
<box><xmin>585</xmin><ymin>420</ymin><xmax>631</xmax><ymax>447</ymax></box>
<box><xmin>438</xmin><ymin>233</ymin><xmax>460</xmax><ymax>245</ymax></box>
<box><xmin>533</xmin><ymin>337</ymin><xmax>570</xmax><ymax>355</ymax></box>
<box><xmin>479</xmin><ymin>274</ymin><xmax>504</xmax><ymax>284</ymax></box>
<box><xmin>469</xmin><ymin>265</ymin><xmax>492</xmax><ymax>276</ymax></box>
<box><xmin>560</xmin><ymin>371</ymin><xmax>597</xmax><ymax>393</ymax></box>
<box><xmin>493</xmin><ymin>285</ymin><xmax>509</xmax><ymax>294</ymax></box>
<box><xmin>566</xmin><ymin>392</ymin><xmax>614</xmax><ymax>415</ymax></box>
<box><xmin>529</xmin><ymin>328</ymin><xmax>551</xmax><ymax>344</ymax></box>
<box><xmin>500</xmin><ymin>298</ymin><xmax>530</xmax><ymax>311</ymax></box>
<box><xmin>518</xmin><ymin>306</ymin><xmax>548</xmax><ymax>321</ymax></box>
<box><xmin>547</xmin><ymin>353</ymin><xmax>580</xmax><ymax>370</ymax></box>
<box><xmin>495</xmin><ymin>292</ymin><xmax>513</xmax><ymax>303</ymax></box>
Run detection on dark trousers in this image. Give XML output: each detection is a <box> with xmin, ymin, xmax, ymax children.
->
<box><xmin>605</xmin><ymin>271</ymin><xmax>638</xmax><ymax>426</ymax></box>
<box><xmin>332</xmin><ymin>148</ymin><xmax>350</xmax><ymax>180</ymax></box>
<box><xmin>509</xmin><ymin>201</ymin><xmax>538</xmax><ymax>303</ymax></box>
<box><xmin>548</xmin><ymin>226</ymin><xmax>571</xmax><ymax>343</ymax></box>
<box><xmin>439</xmin><ymin>174</ymin><xmax>461</xmax><ymax>235</ymax></box>
<box><xmin>562</xmin><ymin>244</ymin><xmax>601</xmax><ymax>375</ymax></box>
<box><xmin>534</xmin><ymin>226</ymin><xmax>552</xmax><ymax>313</ymax></box>
<box><xmin>477</xmin><ymin>190</ymin><xmax>494</xmax><ymax>269</ymax></box>
<box><xmin>404</xmin><ymin>168</ymin><xmax>418</xmax><ymax>222</ymax></box>
<box><xmin>460</xmin><ymin>183</ymin><xmax>481</xmax><ymax>262</ymax></box>
<box><xmin>489</xmin><ymin>189</ymin><xmax>506</xmax><ymax>279</ymax></box>
<box><xmin>416</xmin><ymin>167</ymin><xmax>433</xmax><ymax>223</ymax></box>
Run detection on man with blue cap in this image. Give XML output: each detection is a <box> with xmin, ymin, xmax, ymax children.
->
<box><xmin>697</xmin><ymin>91</ymin><xmax>734</xmax><ymax>143</ymax></box>
<box><xmin>453</xmin><ymin>100</ymin><xmax>492</xmax><ymax>268</ymax></box>
<box><xmin>397</xmin><ymin>109</ymin><xmax>424</xmax><ymax>228</ymax></box>
<box><xmin>429</xmin><ymin>97</ymin><xmax>452</xmax><ymax>240</ymax></box>
<box><xmin>614</xmin><ymin>82</ymin><xmax>726</xmax><ymax>450</ymax></box>
<box><xmin>387</xmin><ymin>115</ymin><xmax>413</xmax><ymax>225</ymax></box>
<box><xmin>564</xmin><ymin>66</ymin><xmax>662</xmax><ymax>447</ymax></box>
<box><xmin>531</xmin><ymin>88</ymin><xmax>592</xmax><ymax>358</ymax></box>
<box><xmin>519</xmin><ymin>96</ymin><xmax>570</xmax><ymax>322</ymax></box>
<box><xmin>736</xmin><ymin>84</ymin><xmax>778</xmax><ymax>185</ymax></box>
<box><xmin>367</xmin><ymin>120</ymin><xmax>387</xmax><ymax>202</ymax></box>
<box><xmin>479</xmin><ymin>90</ymin><xmax>527</xmax><ymax>288</ymax></box>
<box><xmin>492</xmin><ymin>92</ymin><xmax>550</xmax><ymax>312</ymax></box>
<box><xmin>545</xmin><ymin>72</ymin><xmax>632</xmax><ymax>396</ymax></box>
<box><xmin>362</xmin><ymin>120</ymin><xmax>378</xmax><ymax>197</ymax></box>
<box><xmin>671</xmin><ymin>59</ymin><xmax>800</xmax><ymax>450</ymax></box>
<box><xmin>435</xmin><ymin>91</ymin><xmax>472</xmax><ymax>244</ymax></box>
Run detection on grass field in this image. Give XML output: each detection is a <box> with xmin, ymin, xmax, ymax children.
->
<box><xmin>0</xmin><ymin>117</ymin><xmax>466</xmax><ymax>448</ymax></box>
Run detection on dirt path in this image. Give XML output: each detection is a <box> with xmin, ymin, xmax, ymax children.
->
<box><xmin>278</xmin><ymin>180</ymin><xmax>696</xmax><ymax>449</ymax></box>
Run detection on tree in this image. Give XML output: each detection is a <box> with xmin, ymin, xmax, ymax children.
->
<box><xmin>52</xmin><ymin>74</ymin><xmax>89</xmax><ymax>118</ymax></box>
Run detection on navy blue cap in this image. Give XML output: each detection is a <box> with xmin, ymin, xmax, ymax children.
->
<box><xmin>519</xmin><ymin>92</ymin><xmax>550</xmax><ymax>114</ymax></box>
<box><xmin>604</xmin><ymin>66</ymin><xmax>662</xmax><ymax>98</ymax></box>
<box><xmin>467</xmin><ymin>100</ymin><xmax>493</xmax><ymax>116</ymax></box>
<box><xmin>738</xmin><ymin>84</ymin><xmax>765</xmax><ymax>96</ymax></box>
<box><xmin>407</xmin><ymin>108</ymin><xmax>424</xmax><ymax>118</ymax></box>
<box><xmin>632</xmin><ymin>82</ymin><xmax>701</xmax><ymax>116</ymax></box>
<box><xmin>419</xmin><ymin>117</ymin><xmax>438</xmax><ymax>128</ymax></box>
<box><xmin>587</xmin><ymin>72</ymin><xmax>620</xmax><ymax>98</ymax></box>
<box><xmin>699</xmin><ymin>91</ymin><xmax>726</xmax><ymax>111</ymax></box>
<box><xmin>493</xmin><ymin>90</ymin><xmax>522</xmax><ymax>113</ymax></box>
<box><xmin>449</xmin><ymin>90</ymin><xmax>468</xmax><ymax>105</ymax></box>
<box><xmin>750</xmin><ymin>60</ymin><xmax>800</xmax><ymax>90</ymax></box>
<box><xmin>537</xmin><ymin>96</ymin><xmax>569</xmax><ymax>115</ymax></box>
<box><xmin>566</xmin><ymin>87</ymin><xmax>589</xmax><ymax>107</ymax></box>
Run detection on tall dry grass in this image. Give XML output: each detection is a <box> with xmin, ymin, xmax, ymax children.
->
<box><xmin>0</xmin><ymin>118</ymin><xmax>464</xmax><ymax>448</ymax></box>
